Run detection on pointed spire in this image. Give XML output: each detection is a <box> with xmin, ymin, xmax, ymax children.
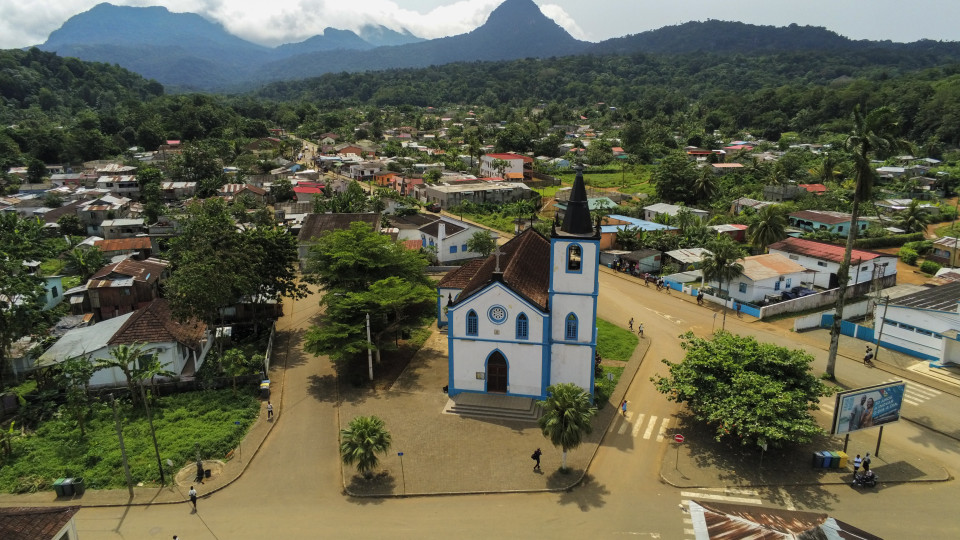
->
<box><xmin>559</xmin><ymin>164</ymin><xmax>594</xmax><ymax>236</ymax></box>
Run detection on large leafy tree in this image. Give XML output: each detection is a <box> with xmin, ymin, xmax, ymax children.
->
<box><xmin>64</xmin><ymin>247</ymin><xmax>105</xmax><ymax>280</ymax></box>
<box><xmin>653</xmin><ymin>332</ymin><xmax>833</xmax><ymax>448</ymax></box>
<box><xmin>340</xmin><ymin>415</ymin><xmax>392</xmax><ymax>479</ymax></box>
<box><xmin>897</xmin><ymin>200</ymin><xmax>930</xmax><ymax>234</ymax></box>
<box><xmin>747</xmin><ymin>204</ymin><xmax>788</xmax><ymax>253</ymax></box>
<box><xmin>537</xmin><ymin>383</ymin><xmax>596</xmax><ymax>471</ymax></box>
<box><xmin>700</xmin><ymin>236</ymin><xmax>745</xmax><ymax>330</ymax></box>
<box><xmin>826</xmin><ymin>106</ymin><xmax>911</xmax><ymax>378</ymax></box>
<box><xmin>54</xmin><ymin>355</ymin><xmax>96</xmax><ymax>437</ymax></box>
<box><xmin>466</xmin><ymin>230</ymin><xmax>497</xmax><ymax>257</ymax></box>
<box><xmin>652</xmin><ymin>152</ymin><xmax>699</xmax><ymax>204</ymax></box>
<box><xmin>0</xmin><ymin>214</ymin><xmax>46</xmax><ymax>389</ymax></box>
<box><xmin>243</xmin><ymin>225</ymin><xmax>308</xmax><ymax>330</ymax></box>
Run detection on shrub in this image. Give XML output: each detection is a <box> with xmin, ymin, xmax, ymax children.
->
<box><xmin>920</xmin><ymin>260</ymin><xmax>942</xmax><ymax>275</ymax></box>
<box><xmin>899</xmin><ymin>247</ymin><xmax>919</xmax><ymax>265</ymax></box>
<box><xmin>855</xmin><ymin>232</ymin><xmax>925</xmax><ymax>249</ymax></box>
<box><xmin>903</xmin><ymin>240</ymin><xmax>933</xmax><ymax>255</ymax></box>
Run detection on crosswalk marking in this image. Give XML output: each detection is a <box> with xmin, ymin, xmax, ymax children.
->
<box><xmin>643</xmin><ymin>415</ymin><xmax>659</xmax><ymax>440</ymax></box>
<box><xmin>881</xmin><ymin>379</ymin><xmax>941</xmax><ymax>406</ymax></box>
<box><xmin>656</xmin><ymin>418</ymin><xmax>671</xmax><ymax>442</ymax></box>
<box><xmin>697</xmin><ymin>487</ymin><xmax>762</xmax><ymax>495</ymax></box>
<box><xmin>632</xmin><ymin>414</ymin><xmax>646</xmax><ymax>438</ymax></box>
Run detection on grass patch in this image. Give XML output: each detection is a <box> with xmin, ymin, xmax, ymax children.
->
<box><xmin>459</xmin><ymin>212</ymin><xmax>515</xmax><ymax>234</ymax></box>
<box><xmin>935</xmin><ymin>222</ymin><xmax>960</xmax><ymax>237</ymax></box>
<box><xmin>61</xmin><ymin>275</ymin><xmax>82</xmax><ymax>290</ymax></box>
<box><xmin>596</xmin><ymin>318</ymin><xmax>638</xmax><ymax>362</ymax></box>
<box><xmin>0</xmin><ymin>389</ymin><xmax>260</xmax><ymax>493</ymax></box>
<box><xmin>594</xmin><ymin>365</ymin><xmax>624</xmax><ymax>407</ymax></box>
<box><xmin>40</xmin><ymin>258</ymin><xmax>65</xmax><ymax>276</ymax></box>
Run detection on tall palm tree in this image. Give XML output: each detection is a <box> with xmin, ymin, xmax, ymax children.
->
<box><xmin>340</xmin><ymin>415</ymin><xmax>392</xmax><ymax>479</ymax></box>
<box><xmin>95</xmin><ymin>343</ymin><xmax>152</xmax><ymax>406</ymax></box>
<box><xmin>747</xmin><ymin>205</ymin><xmax>788</xmax><ymax>253</ymax></box>
<box><xmin>898</xmin><ymin>200</ymin><xmax>930</xmax><ymax>234</ymax></box>
<box><xmin>700</xmin><ymin>236</ymin><xmax>746</xmax><ymax>330</ymax></box>
<box><xmin>693</xmin><ymin>167</ymin><xmax>718</xmax><ymax>201</ymax></box>
<box><xmin>537</xmin><ymin>383</ymin><xmax>596</xmax><ymax>471</ymax></box>
<box><xmin>825</xmin><ymin>106</ymin><xmax>911</xmax><ymax>378</ymax></box>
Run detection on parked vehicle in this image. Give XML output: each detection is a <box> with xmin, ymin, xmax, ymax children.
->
<box><xmin>852</xmin><ymin>470</ymin><xmax>877</xmax><ymax>487</ymax></box>
<box><xmin>426</xmin><ymin>202</ymin><xmax>441</xmax><ymax>212</ymax></box>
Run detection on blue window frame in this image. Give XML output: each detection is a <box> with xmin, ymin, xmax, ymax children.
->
<box><xmin>466</xmin><ymin>310</ymin><xmax>478</xmax><ymax>336</ymax></box>
<box><xmin>738</xmin><ymin>282</ymin><xmax>747</xmax><ymax>293</ymax></box>
<box><xmin>450</xmin><ymin>245</ymin><xmax>457</xmax><ymax>253</ymax></box>
<box><xmin>461</xmin><ymin>244</ymin><xmax>468</xmax><ymax>251</ymax></box>
<box><xmin>516</xmin><ymin>313</ymin><xmax>529</xmax><ymax>340</ymax></box>
<box><xmin>774</xmin><ymin>280</ymin><xmax>781</xmax><ymax>291</ymax></box>
<box><xmin>565</xmin><ymin>313</ymin><xmax>578</xmax><ymax>340</ymax></box>
<box><xmin>785</xmin><ymin>278</ymin><xmax>792</xmax><ymax>289</ymax></box>
<box><xmin>567</xmin><ymin>244</ymin><xmax>582</xmax><ymax>272</ymax></box>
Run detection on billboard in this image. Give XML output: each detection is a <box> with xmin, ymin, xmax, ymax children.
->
<box><xmin>831</xmin><ymin>381</ymin><xmax>906</xmax><ymax>435</ymax></box>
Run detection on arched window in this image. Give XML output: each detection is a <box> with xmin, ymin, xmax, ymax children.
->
<box><xmin>565</xmin><ymin>313</ymin><xmax>578</xmax><ymax>340</ymax></box>
<box><xmin>516</xmin><ymin>313</ymin><xmax>529</xmax><ymax>340</ymax></box>
<box><xmin>466</xmin><ymin>310</ymin><xmax>478</xmax><ymax>336</ymax></box>
<box><xmin>567</xmin><ymin>244</ymin><xmax>582</xmax><ymax>272</ymax></box>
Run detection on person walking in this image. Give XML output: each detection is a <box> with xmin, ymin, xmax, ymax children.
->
<box><xmin>735</xmin><ymin>302</ymin><xmax>742</xmax><ymax>318</ymax></box>
<box><xmin>531</xmin><ymin>448</ymin><xmax>542</xmax><ymax>471</ymax></box>
<box><xmin>267</xmin><ymin>401</ymin><xmax>274</xmax><ymax>420</ymax></box>
<box><xmin>188</xmin><ymin>486</ymin><xmax>197</xmax><ymax>511</ymax></box>
<box><xmin>628</xmin><ymin>317</ymin><xmax>634</xmax><ymax>331</ymax></box>
<box><xmin>853</xmin><ymin>454</ymin><xmax>863</xmax><ymax>477</ymax></box>
<box><xmin>863</xmin><ymin>453</ymin><xmax>872</xmax><ymax>471</ymax></box>
<box><xmin>620</xmin><ymin>399</ymin><xmax>628</xmax><ymax>416</ymax></box>
<box><xmin>638</xmin><ymin>323</ymin><xmax>644</xmax><ymax>338</ymax></box>
<box><xmin>697</xmin><ymin>290</ymin><xmax>704</xmax><ymax>305</ymax></box>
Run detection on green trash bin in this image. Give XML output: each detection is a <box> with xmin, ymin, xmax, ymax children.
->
<box><xmin>62</xmin><ymin>478</ymin><xmax>74</xmax><ymax>497</ymax></box>
<box><xmin>53</xmin><ymin>478</ymin><xmax>66</xmax><ymax>497</ymax></box>
<box><xmin>72</xmin><ymin>477</ymin><xmax>85</xmax><ymax>496</ymax></box>
<box><xmin>828</xmin><ymin>451</ymin><xmax>841</xmax><ymax>469</ymax></box>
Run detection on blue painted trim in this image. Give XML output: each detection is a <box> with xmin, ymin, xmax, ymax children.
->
<box><xmin>564</xmin><ymin>312</ymin><xmax>579</xmax><ymax>340</ymax></box>
<box><xmin>484</xmin><ymin>349</ymin><xmax>509</xmax><ymax>393</ymax></box>
<box><xmin>488</xmin><ymin>304</ymin><xmax>508</xmax><ymax>324</ymax></box>
<box><xmin>515</xmin><ymin>312</ymin><xmax>529</xmax><ymax>340</ymax></box>
<box><xmin>449</xmin><ymin>335</ymin><xmax>546</xmax><ymax>346</ymax></box>
<box><xmin>447</xmin><ymin>281</ymin><xmax>548</xmax><ymax>317</ymax></box>
<box><xmin>566</xmin><ymin>243</ymin><xmax>584</xmax><ymax>274</ymax></box>
<box><xmin>448</xmin><ymin>319</ymin><xmax>456</xmax><ymax>395</ymax></box>
<box><xmin>466</xmin><ymin>309</ymin><xmax>478</xmax><ymax>336</ymax></box>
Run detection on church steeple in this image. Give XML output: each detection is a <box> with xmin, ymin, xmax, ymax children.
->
<box><xmin>556</xmin><ymin>164</ymin><xmax>597</xmax><ymax>237</ymax></box>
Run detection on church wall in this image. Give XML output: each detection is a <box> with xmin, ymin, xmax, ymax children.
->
<box><xmin>450</xmin><ymin>340</ymin><xmax>545</xmax><ymax>397</ymax></box>
<box><xmin>549</xmin><ymin>343</ymin><xmax>594</xmax><ymax>393</ymax></box>
<box><xmin>550</xmin><ymin>239</ymin><xmax>600</xmax><ymax>295</ymax></box>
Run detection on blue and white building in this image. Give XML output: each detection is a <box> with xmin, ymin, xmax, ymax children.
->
<box><xmin>438</xmin><ymin>169</ymin><xmax>600</xmax><ymax>399</ymax></box>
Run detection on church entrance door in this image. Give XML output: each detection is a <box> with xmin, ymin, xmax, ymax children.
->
<box><xmin>486</xmin><ymin>352</ymin><xmax>508</xmax><ymax>393</ymax></box>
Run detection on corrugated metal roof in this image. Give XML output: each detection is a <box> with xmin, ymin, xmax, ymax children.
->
<box><xmin>37</xmin><ymin>313</ymin><xmax>134</xmax><ymax>366</ymax></box>
<box><xmin>890</xmin><ymin>282</ymin><xmax>960</xmax><ymax>311</ymax></box>
<box><xmin>768</xmin><ymin>237</ymin><xmax>889</xmax><ymax>264</ymax></box>
<box><xmin>740</xmin><ymin>253</ymin><xmax>807</xmax><ymax>281</ymax></box>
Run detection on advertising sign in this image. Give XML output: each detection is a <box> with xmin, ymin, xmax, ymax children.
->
<box><xmin>831</xmin><ymin>381</ymin><xmax>906</xmax><ymax>435</ymax></box>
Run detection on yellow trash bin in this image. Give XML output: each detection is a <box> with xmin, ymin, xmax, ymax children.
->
<box><xmin>836</xmin><ymin>451</ymin><xmax>848</xmax><ymax>468</ymax></box>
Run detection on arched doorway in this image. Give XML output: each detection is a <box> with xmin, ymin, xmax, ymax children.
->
<box><xmin>486</xmin><ymin>352</ymin><xmax>508</xmax><ymax>393</ymax></box>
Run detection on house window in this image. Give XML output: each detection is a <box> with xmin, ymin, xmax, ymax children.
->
<box><xmin>774</xmin><ymin>280</ymin><xmax>781</xmax><ymax>291</ymax></box>
<box><xmin>817</xmin><ymin>261</ymin><xmax>828</xmax><ymax>267</ymax></box>
<box><xmin>738</xmin><ymin>282</ymin><xmax>747</xmax><ymax>293</ymax></box>
<box><xmin>516</xmin><ymin>313</ymin><xmax>529</xmax><ymax>340</ymax></box>
<box><xmin>450</xmin><ymin>245</ymin><xmax>457</xmax><ymax>254</ymax></box>
<box><xmin>837</xmin><ymin>226</ymin><xmax>844</xmax><ymax>233</ymax></box>
<box><xmin>51</xmin><ymin>286</ymin><xmax>58</xmax><ymax>297</ymax></box>
<box><xmin>789</xmin><ymin>254</ymin><xmax>799</xmax><ymax>260</ymax></box>
<box><xmin>462</xmin><ymin>244</ymin><xmax>468</xmax><ymax>252</ymax></box>
<box><xmin>785</xmin><ymin>278</ymin><xmax>792</xmax><ymax>289</ymax></box>
<box><xmin>565</xmin><ymin>313</ymin><xmax>578</xmax><ymax>340</ymax></box>
<box><xmin>860</xmin><ymin>223</ymin><xmax>867</xmax><ymax>229</ymax></box>
<box><xmin>466</xmin><ymin>310</ymin><xmax>478</xmax><ymax>336</ymax></box>
<box><xmin>861</xmin><ymin>266</ymin><xmax>868</xmax><ymax>271</ymax></box>
<box><xmin>567</xmin><ymin>244</ymin><xmax>582</xmax><ymax>272</ymax></box>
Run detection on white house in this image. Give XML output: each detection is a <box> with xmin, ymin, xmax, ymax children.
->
<box><xmin>708</xmin><ymin>253</ymin><xmax>809</xmax><ymax>304</ymax></box>
<box><xmin>37</xmin><ymin>299</ymin><xmax>211</xmax><ymax>387</ymax></box>
<box><xmin>479</xmin><ymin>153</ymin><xmax>530</xmax><ymax>178</ymax></box>
<box><xmin>642</xmin><ymin>202</ymin><xmax>710</xmax><ymax>222</ymax></box>
<box><xmin>768</xmin><ymin>237</ymin><xmax>897</xmax><ymax>289</ymax></box>
<box><xmin>419</xmin><ymin>216</ymin><xmax>497</xmax><ymax>265</ymax></box>
<box><xmin>441</xmin><ymin>168</ymin><xmax>599</xmax><ymax>400</ymax></box>
<box><xmin>872</xmin><ymin>282</ymin><xmax>960</xmax><ymax>365</ymax></box>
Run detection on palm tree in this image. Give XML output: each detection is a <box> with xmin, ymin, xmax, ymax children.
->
<box><xmin>537</xmin><ymin>383</ymin><xmax>596</xmax><ymax>471</ymax></box>
<box><xmin>64</xmin><ymin>247</ymin><xmax>105</xmax><ymax>280</ymax></box>
<box><xmin>615</xmin><ymin>226</ymin><xmax>643</xmax><ymax>251</ymax></box>
<box><xmin>340</xmin><ymin>415</ymin><xmax>392</xmax><ymax>479</ymax></box>
<box><xmin>95</xmin><ymin>343</ymin><xmax>153</xmax><ymax>406</ymax></box>
<box><xmin>747</xmin><ymin>205</ymin><xmax>788</xmax><ymax>253</ymax></box>
<box><xmin>898</xmin><ymin>200</ymin><xmax>930</xmax><ymax>234</ymax></box>
<box><xmin>825</xmin><ymin>106</ymin><xmax>911</xmax><ymax>378</ymax></box>
<box><xmin>700</xmin><ymin>236</ymin><xmax>746</xmax><ymax>330</ymax></box>
<box><xmin>692</xmin><ymin>167</ymin><xmax>718</xmax><ymax>201</ymax></box>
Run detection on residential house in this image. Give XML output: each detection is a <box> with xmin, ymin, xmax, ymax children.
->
<box><xmin>643</xmin><ymin>202</ymin><xmax>710</xmax><ymax>223</ymax></box>
<box><xmin>413</xmin><ymin>181</ymin><xmax>534</xmax><ymax>210</ymax></box>
<box><xmin>348</xmin><ymin>161</ymin><xmax>382</xmax><ymax>183</ymax></box>
<box><xmin>598</xmin><ymin>214</ymin><xmax>677</xmax><ymax>250</ymax></box>
<box><xmin>42</xmin><ymin>276</ymin><xmax>65</xmax><ymax>311</ymax></box>
<box><xmin>554</xmin><ymin>196</ymin><xmax>616</xmax><ymax>223</ymax></box>
<box><xmin>293</xmin><ymin>183</ymin><xmax>324</xmax><ymax>203</ymax></box>
<box><xmin>419</xmin><ymin>216</ymin><xmax>497</xmax><ymax>265</ymax></box>
<box><xmin>872</xmin><ymin>282</ymin><xmax>960</xmax><ymax>364</ymax></box>
<box><xmin>77</xmin><ymin>258</ymin><xmax>169</xmax><ymax>321</ymax></box>
<box><xmin>37</xmin><ymin>298</ymin><xmax>211</xmax><ymax>386</ymax></box>
<box><xmin>710</xmin><ymin>163</ymin><xmax>743</xmax><ymax>174</ymax></box>
<box><xmin>763</xmin><ymin>184</ymin><xmax>803</xmax><ymax>201</ymax></box>
<box><xmin>479</xmin><ymin>153</ymin><xmax>532</xmax><ymax>178</ymax></box>
<box><xmin>78</xmin><ymin>195</ymin><xmax>130</xmax><ymax>236</ymax></box>
<box><xmin>617</xmin><ymin>248</ymin><xmax>662</xmax><ymax>274</ymax></box>
<box><xmin>798</xmin><ymin>183</ymin><xmax>827</xmax><ymax>195</ymax></box>
<box><xmin>788</xmin><ymin>210</ymin><xmax>868</xmax><ymax>238</ymax></box>
<box><xmin>709</xmin><ymin>223</ymin><xmax>748</xmax><ymax>243</ymax></box>
<box><xmin>296</xmin><ymin>212</ymin><xmax>381</xmax><ymax>267</ymax></box>
<box><xmin>93</xmin><ymin>237</ymin><xmax>152</xmax><ymax>260</ymax></box>
<box><xmin>930</xmin><ymin>237</ymin><xmax>960</xmax><ymax>267</ymax></box>
<box><xmin>0</xmin><ymin>506</ymin><xmax>81</xmax><ymax>540</ymax></box>
<box><xmin>664</xmin><ymin>248</ymin><xmax>713</xmax><ymax>270</ymax></box>
<box><xmin>218</xmin><ymin>183</ymin><xmax>268</xmax><ymax>204</ymax></box>
<box><xmin>707</xmin><ymin>253</ymin><xmax>809</xmax><ymax>304</ymax></box>
<box><xmin>245</xmin><ymin>137</ymin><xmax>282</xmax><ymax>155</ymax></box>
<box><xmin>159</xmin><ymin>181</ymin><xmax>197</xmax><ymax>201</ymax></box>
<box><xmin>95</xmin><ymin>175</ymin><xmax>139</xmax><ymax>199</ymax></box>
<box><xmin>100</xmin><ymin>218</ymin><xmax>146</xmax><ymax>240</ymax></box>
<box><xmin>768</xmin><ymin>237</ymin><xmax>897</xmax><ymax>290</ymax></box>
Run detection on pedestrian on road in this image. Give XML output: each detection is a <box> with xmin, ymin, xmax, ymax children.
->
<box><xmin>697</xmin><ymin>290</ymin><xmax>704</xmax><ymax>305</ymax></box>
<box><xmin>853</xmin><ymin>454</ymin><xmax>862</xmax><ymax>476</ymax></box>
<box><xmin>620</xmin><ymin>400</ymin><xmax>627</xmax><ymax>416</ymax></box>
<box><xmin>628</xmin><ymin>317</ymin><xmax>634</xmax><ymax>331</ymax></box>
<box><xmin>531</xmin><ymin>448</ymin><xmax>542</xmax><ymax>471</ymax></box>
<box><xmin>267</xmin><ymin>401</ymin><xmax>274</xmax><ymax>420</ymax></box>
<box><xmin>638</xmin><ymin>323</ymin><xmax>644</xmax><ymax>338</ymax></box>
<box><xmin>863</xmin><ymin>453</ymin><xmax>872</xmax><ymax>471</ymax></box>
<box><xmin>735</xmin><ymin>302</ymin><xmax>742</xmax><ymax>318</ymax></box>
<box><xmin>173</xmin><ymin>536</ymin><xmax>179</xmax><ymax>540</ymax></box>
<box><xmin>188</xmin><ymin>486</ymin><xmax>197</xmax><ymax>511</ymax></box>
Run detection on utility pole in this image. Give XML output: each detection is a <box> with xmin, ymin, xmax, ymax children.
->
<box><xmin>108</xmin><ymin>394</ymin><xmax>134</xmax><ymax>498</ymax></box>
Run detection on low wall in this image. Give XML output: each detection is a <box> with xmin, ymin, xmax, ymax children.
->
<box><xmin>792</xmin><ymin>299</ymin><xmax>876</xmax><ymax>331</ymax></box>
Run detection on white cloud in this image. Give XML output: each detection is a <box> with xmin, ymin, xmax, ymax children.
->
<box><xmin>538</xmin><ymin>3</ymin><xmax>587</xmax><ymax>40</ymax></box>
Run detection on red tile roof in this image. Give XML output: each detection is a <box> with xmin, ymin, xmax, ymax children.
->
<box><xmin>456</xmin><ymin>228</ymin><xmax>551</xmax><ymax>310</ymax></box>
<box><xmin>438</xmin><ymin>259</ymin><xmax>485</xmax><ymax>289</ymax></box>
<box><xmin>798</xmin><ymin>183</ymin><xmax>827</xmax><ymax>194</ymax></box>
<box><xmin>788</xmin><ymin>210</ymin><xmax>853</xmax><ymax>225</ymax></box>
<box><xmin>94</xmin><ymin>237</ymin><xmax>152</xmax><ymax>252</ymax></box>
<box><xmin>0</xmin><ymin>506</ymin><xmax>80</xmax><ymax>539</ymax></box>
<box><xmin>768</xmin><ymin>237</ymin><xmax>887</xmax><ymax>264</ymax></box>
<box><xmin>91</xmin><ymin>258</ymin><xmax>168</xmax><ymax>283</ymax></box>
<box><xmin>109</xmin><ymin>298</ymin><xmax>207</xmax><ymax>350</ymax></box>
<box><xmin>485</xmin><ymin>153</ymin><xmax>533</xmax><ymax>163</ymax></box>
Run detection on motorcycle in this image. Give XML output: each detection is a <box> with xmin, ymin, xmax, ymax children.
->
<box><xmin>852</xmin><ymin>471</ymin><xmax>878</xmax><ymax>487</ymax></box>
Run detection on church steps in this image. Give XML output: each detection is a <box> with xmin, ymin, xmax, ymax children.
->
<box><xmin>443</xmin><ymin>396</ymin><xmax>543</xmax><ymax>422</ymax></box>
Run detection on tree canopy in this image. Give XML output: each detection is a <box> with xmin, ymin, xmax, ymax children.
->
<box><xmin>653</xmin><ymin>331</ymin><xmax>833</xmax><ymax>449</ymax></box>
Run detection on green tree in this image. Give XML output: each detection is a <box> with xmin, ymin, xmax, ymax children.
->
<box><xmin>652</xmin><ymin>152</ymin><xmax>698</xmax><ymax>204</ymax></box>
<box><xmin>64</xmin><ymin>247</ymin><xmax>105</xmax><ymax>280</ymax></box>
<box><xmin>0</xmin><ymin>214</ymin><xmax>46</xmax><ymax>388</ymax></box>
<box><xmin>57</xmin><ymin>214</ymin><xmax>84</xmax><ymax>236</ymax></box>
<box><xmin>692</xmin><ymin>167</ymin><xmax>718</xmax><ymax>201</ymax></box>
<box><xmin>537</xmin><ymin>383</ymin><xmax>596</xmax><ymax>471</ymax></box>
<box><xmin>700</xmin><ymin>236</ymin><xmax>745</xmax><ymax>330</ymax></box>
<box><xmin>54</xmin><ymin>355</ymin><xmax>96</xmax><ymax>437</ymax></box>
<box><xmin>897</xmin><ymin>200</ymin><xmax>930</xmax><ymax>234</ymax></box>
<box><xmin>26</xmin><ymin>159</ymin><xmax>46</xmax><ymax>183</ymax></box>
<box><xmin>826</xmin><ymin>106</ymin><xmax>911</xmax><ymax>378</ymax></box>
<box><xmin>653</xmin><ymin>331</ymin><xmax>833</xmax><ymax>448</ymax></box>
<box><xmin>340</xmin><ymin>415</ymin><xmax>392</xmax><ymax>479</ymax></box>
<box><xmin>271</xmin><ymin>178</ymin><xmax>294</xmax><ymax>203</ymax></box>
<box><xmin>615</xmin><ymin>226</ymin><xmax>643</xmax><ymax>251</ymax></box>
<box><xmin>244</xmin><ymin>226</ymin><xmax>308</xmax><ymax>330</ymax></box>
<box><xmin>466</xmin><ymin>230</ymin><xmax>497</xmax><ymax>257</ymax></box>
<box><xmin>747</xmin><ymin>205</ymin><xmax>788</xmax><ymax>252</ymax></box>
<box><xmin>95</xmin><ymin>343</ymin><xmax>152</xmax><ymax>407</ymax></box>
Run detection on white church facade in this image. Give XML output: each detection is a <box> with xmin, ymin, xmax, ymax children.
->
<box><xmin>438</xmin><ymin>169</ymin><xmax>600</xmax><ymax>400</ymax></box>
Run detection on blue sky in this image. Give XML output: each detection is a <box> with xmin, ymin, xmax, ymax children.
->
<box><xmin>2</xmin><ymin>1</ymin><xmax>960</xmax><ymax>49</ymax></box>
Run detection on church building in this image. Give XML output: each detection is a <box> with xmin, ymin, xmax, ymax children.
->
<box><xmin>437</xmin><ymin>168</ymin><xmax>600</xmax><ymax>400</ymax></box>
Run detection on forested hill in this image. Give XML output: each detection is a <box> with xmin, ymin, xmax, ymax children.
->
<box><xmin>0</xmin><ymin>47</ymin><xmax>164</xmax><ymax>114</ymax></box>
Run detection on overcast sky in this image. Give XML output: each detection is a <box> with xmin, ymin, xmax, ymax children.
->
<box><xmin>3</xmin><ymin>0</ymin><xmax>960</xmax><ymax>50</ymax></box>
